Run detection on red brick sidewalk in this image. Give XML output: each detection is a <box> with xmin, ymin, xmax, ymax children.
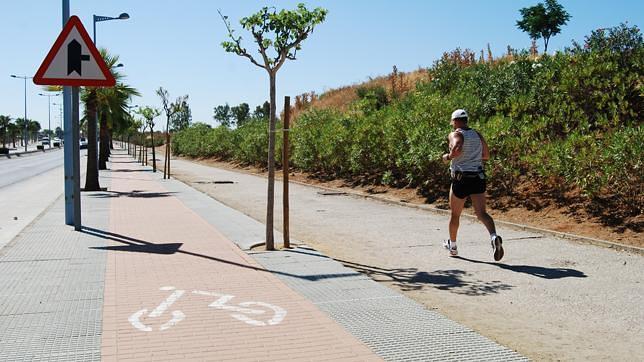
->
<box><xmin>100</xmin><ymin>154</ymin><xmax>380</xmax><ymax>361</ymax></box>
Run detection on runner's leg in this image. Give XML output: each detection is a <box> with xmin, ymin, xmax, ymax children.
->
<box><xmin>449</xmin><ymin>186</ymin><xmax>466</xmax><ymax>242</ymax></box>
<box><xmin>470</xmin><ymin>193</ymin><xmax>496</xmax><ymax>235</ymax></box>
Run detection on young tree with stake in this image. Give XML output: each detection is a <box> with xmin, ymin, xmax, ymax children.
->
<box><xmin>156</xmin><ymin>87</ymin><xmax>188</xmax><ymax>179</ymax></box>
<box><xmin>135</xmin><ymin>106</ymin><xmax>161</xmax><ymax>172</ymax></box>
<box><xmin>219</xmin><ymin>3</ymin><xmax>327</xmax><ymax>250</ymax></box>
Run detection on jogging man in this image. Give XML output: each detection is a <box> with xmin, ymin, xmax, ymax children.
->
<box><xmin>442</xmin><ymin>109</ymin><xmax>503</xmax><ymax>261</ymax></box>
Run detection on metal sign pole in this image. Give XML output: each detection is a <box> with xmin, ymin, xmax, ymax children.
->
<box><xmin>72</xmin><ymin>86</ymin><xmax>82</xmax><ymax>230</ymax></box>
<box><xmin>62</xmin><ymin>0</ymin><xmax>75</xmax><ymax>226</ymax></box>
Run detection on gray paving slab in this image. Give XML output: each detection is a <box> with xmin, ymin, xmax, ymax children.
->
<box><xmin>0</xmin><ymin>172</ymin><xmax>110</xmax><ymax>362</ymax></box>
<box><xmin>158</xmin><ymin>168</ymin><xmax>527</xmax><ymax>361</ymax></box>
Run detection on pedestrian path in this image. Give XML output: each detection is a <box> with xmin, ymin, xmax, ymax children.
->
<box><xmin>0</xmin><ymin>149</ymin><xmax>527</xmax><ymax>361</ymax></box>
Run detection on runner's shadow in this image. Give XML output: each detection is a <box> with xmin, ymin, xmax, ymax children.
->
<box><xmin>454</xmin><ymin>256</ymin><xmax>587</xmax><ymax>279</ymax></box>
<box><xmin>337</xmin><ymin>259</ymin><xmax>512</xmax><ymax>296</ymax></box>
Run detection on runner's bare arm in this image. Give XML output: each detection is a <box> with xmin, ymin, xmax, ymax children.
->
<box><xmin>477</xmin><ymin>132</ymin><xmax>490</xmax><ymax>161</ymax></box>
<box><xmin>442</xmin><ymin>131</ymin><xmax>463</xmax><ymax>162</ymax></box>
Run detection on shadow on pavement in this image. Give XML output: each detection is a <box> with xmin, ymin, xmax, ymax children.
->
<box><xmin>337</xmin><ymin>259</ymin><xmax>513</xmax><ymax>296</ymax></box>
<box><xmin>87</xmin><ymin>190</ymin><xmax>176</xmax><ymax>198</ymax></box>
<box><xmin>454</xmin><ymin>256</ymin><xmax>587</xmax><ymax>279</ymax></box>
<box><xmin>110</xmin><ymin>160</ymin><xmax>140</xmax><ymax>164</ymax></box>
<box><xmin>110</xmin><ymin>169</ymin><xmax>153</xmax><ymax>173</ymax></box>
<box><xmin>82</xmin><ymin>227</ymin><xmax>359</xmax><ymax>282</ymax></box>
<box><xmin>93</xmin><ymin>243</ymin><xmax>183</xmax><ymax>254</ymax></box>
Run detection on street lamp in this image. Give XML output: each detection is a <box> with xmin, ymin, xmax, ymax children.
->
<box><xmin>10</xmin><ymin>74</ymin><xmax>33</xmax><ymax>152</ymax></box>
<box><xmin>92</xmin><ymin>12</ymin><xmax>129</xmax><ymax>163</ymax></box>
<box><xmin>93</xmin><ymin>13</ymin><xmax>130</xmax><ymax>44</ymax></box>
<box><xmin>52</xmin><ymin>102</ymin><xmax>63</xmax><ymax>131</ymax></box>
<box><xmin>38</xmin><ymin>92</ymin><xmax>62</xmax><ymax>148</ymax></box>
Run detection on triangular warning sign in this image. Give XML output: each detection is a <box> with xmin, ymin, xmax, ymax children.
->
<box><xmin>34</xmin><ymin>16</ymin><xmax>116</xmax><ymax>87</ymax></box>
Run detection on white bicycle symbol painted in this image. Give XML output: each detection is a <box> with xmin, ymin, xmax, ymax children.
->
<box><xmin>129</xmin><ymin>286</ymin><xmax>287</xmax><ymax>332</ymax></box>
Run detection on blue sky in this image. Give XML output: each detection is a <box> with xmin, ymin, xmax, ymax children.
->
<box><xmin>1</xmin><ymin>0</ymin><xmax>642</xmax><ymax>129</ymax></box>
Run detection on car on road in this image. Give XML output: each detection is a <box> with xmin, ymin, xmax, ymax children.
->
<box><xmin>41</xmin><ymin>137</ymin><xmax>50</xmax><ymax>146</ymax></box>
<box><xmin>79</xmin><ymin>137</ymin><xmax>88</xmax><ymax>149</ymax></box>
<box><xmin>53</xmin><ymin>138</ymin><xmax>61</xmax><ymax>147</ymax></box>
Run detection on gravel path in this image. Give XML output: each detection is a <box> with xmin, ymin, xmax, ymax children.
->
<box><xmin>166</xmin><ymin>156</ymin><xmax>643</xmax><ymax>361</ymax></box>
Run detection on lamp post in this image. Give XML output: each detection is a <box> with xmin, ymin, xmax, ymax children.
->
<box><xmin>10</xmin><ymin>74</ymin><xmax>33</xmax><ymax>152</ymax></box>
<box><xmin>52</xmin><ymin>102</ymin><xmax>63</xmax><ymax>133</ymax></box>
<box><xmin>93</xmin><ymin>13</ymin><xmax>129</xmax><ymax>45</ymax></box>
<box><xmin>39</xmin><ymin>92</ymin><xmax>62</xmax><ymax>148</ymax></box>
<box><xmin>92</xmin><ymin>12</ymin><xmax>128</xmax><ymax>164</ymax></box>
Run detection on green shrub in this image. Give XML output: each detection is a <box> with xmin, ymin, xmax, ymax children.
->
<box><xmin>172</xmin><ymin>23</ymin><xmax>643</xmax><ymax>215</ymax></box>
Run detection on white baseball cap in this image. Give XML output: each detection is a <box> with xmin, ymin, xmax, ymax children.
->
<box><xmin>451</xmin><ymin>109</ymin><xmax>468</xmax><ymax>120</ymax></box>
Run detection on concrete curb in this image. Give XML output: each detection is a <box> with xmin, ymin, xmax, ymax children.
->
<box><xmin>176</xmin><ymin>157</ymin><xmax>643</xmax><ymax>256</ymax></box>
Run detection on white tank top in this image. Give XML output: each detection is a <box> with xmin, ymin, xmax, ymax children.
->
<box><xmin>450</xmin><ymin>128</ymin><xmax>483</xmax><ymax>173</ymax></box>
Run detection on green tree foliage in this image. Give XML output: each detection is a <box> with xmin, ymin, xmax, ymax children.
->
<box><xmin>213</xmin><ymin>103</ymin><xmax>232</xmax><ymax>127</ymax></box>
<box><xmin>0</xmin><ymin>115</ymin><xmax>11</xmax><ymax>147</ymax></box>
<box><xmin>172</xmin><ymin>99</ymin><xmax>192</xmax><ymax>131</ymax></box>
<box><xmin>14</xmin><ymin>118</ymin><xmax>29</xmax><ymax>146</ymax></box>
<box><xmin>356</xmin><ymin>85</ymin><xmax>389</xmax><ymax>111</ymax></box>
<box><xmin>157</xmin><ymin>87</ymin><xmax>189</xmax><ymax>132</ymax></box>
<box><xmin>176</xmin><ymin>23</ymin><xmax>643</xmax><ymax>221</ymax></box>
<box><xmin>516</xmin><ymin>0</ymin><xmax>571</xmax><ymax>52</ymax></box>
<box><xmin>253</xmin><ymin>101</ymin><xmax>270</xmax><ymax>119</ymax></box>
<box><xmin>231</xmin><ymin>103</ymin><xmax>250</xmax><ymax>126</ymax></box>
<box><xmin>29</xmin><ymin>121</ymin><xmax>41</xmax><ymax>144</ymax></box>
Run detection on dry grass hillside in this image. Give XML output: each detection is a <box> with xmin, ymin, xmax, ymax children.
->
<box><xmin>290</xmin><ymin>66</ymin><xmax>430</xmax><ymax>120</ymax></box>
<box><xmin>289</xmin><ymin>44</ymin><xmax>534</xmax><ymax>119</ymax></box>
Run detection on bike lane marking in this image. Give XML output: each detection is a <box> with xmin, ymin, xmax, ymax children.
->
<box><xmin>101</xmin><ymin>154</ymin><xmax>380</xmax><ymax>361</ymax></box>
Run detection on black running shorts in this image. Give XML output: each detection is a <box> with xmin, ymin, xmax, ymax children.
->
<box><xmin>451</xmin><ymin>177</ymin><xmax>486</xmax><ymax>199</ymax></box>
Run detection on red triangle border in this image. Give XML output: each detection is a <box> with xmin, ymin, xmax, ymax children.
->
<box><xmin>33</xmin><ymin>16</ymin><xmax>116</xmax><ymax>87</ymax></box>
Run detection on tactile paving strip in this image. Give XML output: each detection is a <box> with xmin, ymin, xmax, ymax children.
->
<box><xmin>251</xmin><ymin>246</ymin><xmax>528</xmax><ymax>362</ymax></box>
<box><xmin>0</xmin><ymin>188</ymin><xmax>109</xmax><ymax>361</ymax></box>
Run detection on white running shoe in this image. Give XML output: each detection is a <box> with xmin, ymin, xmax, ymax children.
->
<box><xmin>443</xmin><ymin>239</ymin><xmax>458</xmax><ymax>257</ymax></box>
<box><xmin>492</xmin><ymin>235</ymin><xmax>504</xmax><ymax>261</ymax></box>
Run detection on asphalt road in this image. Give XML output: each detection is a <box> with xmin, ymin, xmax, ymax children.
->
<box><xmin>0</xmin><ymin>148</ymin><xmax>65</xmax><ymax>188</ymax></box>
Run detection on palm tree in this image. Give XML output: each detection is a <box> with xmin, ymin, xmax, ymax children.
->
<box><xmin>0</xmin><ymin>115</ymin><xmax>11</xmax><ymax>148</ymax></box>
<box><xmin>7</xmin><ymin>123</ymin><xmax>20</xmax><ymax>148</ymax></box>
<box><xmin>81</xmin><ymin>49</ymin><xmax>139</xmax><ymax>191</ymax></box>
<box><xmin>14</xmin><ymin>118</ymin><xmax>28</xmax><ymax>147</ymax></box>
<box><xmin>29</xmin><ymin>120</ymin><xmax>41</xmax><ymax>144</ymax></box>
<box><xmin>97</xmin><ymin>82</ymin><xmax>139</xmax><ymax>169</ymax></box>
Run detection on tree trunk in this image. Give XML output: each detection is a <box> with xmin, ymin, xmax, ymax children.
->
<box><xmin>265</xmin><ymin>73</ymin><xmax>277</xmax><ymax>251</ymax></box>
<box><xmin>84</xmin><ymin>93</ymin><xmax>101</xmax><ymax>191</ymax></box>
<box><xmin>99</xmin><ymin>114</ymin><xmax>109</xmax><ymax>170</ymax></box>
<box><xmin>150</xmin><ymin>127</ymin><xmax>156</xmax><ymax>172</ymax></box>
<box><xmin>164</xmin><ymin>132</ymin><xmax>171</xmax><ymax>179</ymax></box>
